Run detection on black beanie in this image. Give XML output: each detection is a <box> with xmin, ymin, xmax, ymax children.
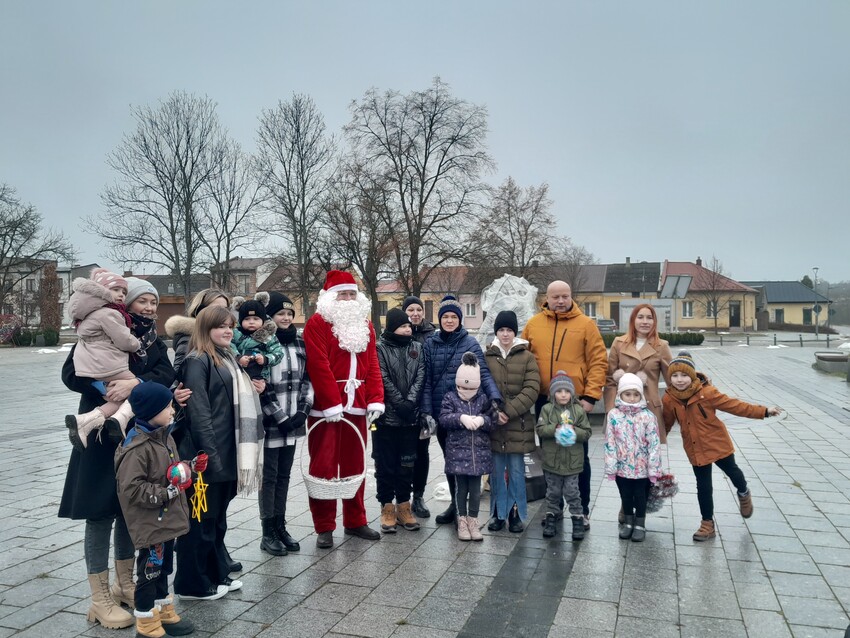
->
<box><xmin>239</xmin><ymin>299</ymin><xmax>268</xmax><ymax>324</ymax></box>
<box><xmin>402</xmin><ymin>295</ymin><xmax>424</xmax><ymax>311</ymax></box>
<box><xmin>266</xmin><ymin>292</ymin><xmax>295</xmax><ymax>318</ymax></box>
<box><xmin>128</xmin><ymin>382</ymin><xmax>173</xmax><ymax>422</ymax></box>
<box><xmin>385</xmin><ymin>307</ymin><xmax>411</xmax><ymax>334</ymax></box>
<box><xmin>494</xmin><ymin>310</ymin><xmax>518</xmax><ymax>335</ymax></box>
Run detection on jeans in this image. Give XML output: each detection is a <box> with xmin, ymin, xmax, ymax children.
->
<box><xmin>135</xmin><ymin>540</ymin><xmax>174</xmax><ymax>613</ymax></box>
<box><xmin>84</xmin><ymin>514</ymin><xmax>135</xmax><ymax>574</ymax></box>
<box><xmin>490</xmin><ymin>452</ymin><xmax>528</xmax><ymax>521</ymax></box>
<box><xmin>616</xmin><ymin>476</ymin><xmax>649</xmax><ymax>518</ymax></box>
<box><xmin>692</xmin><ymin>453</ymin><xmax>748</xmax><ymax>520</ymax></box>
<box><xmin>454</xmin><ymin>474</ymin><xmax>482</xmax><ymax>517</ymax></box>
<box><xmin>259</xmin><ymin>445</ymin><xmax>296</xmax><ymax>519</ymax></box>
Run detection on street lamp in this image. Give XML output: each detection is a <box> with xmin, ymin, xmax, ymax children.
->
<box><xmin>812</xmin><ymin>267</ymin><xmax>819</xmax><ymax>340</ymax></box>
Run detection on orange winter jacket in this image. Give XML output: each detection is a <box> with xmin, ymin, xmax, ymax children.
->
<box><xmin>521</xmin><ymin>303</ymin><xmax>607</xmax><ymax>401</ymax></box>
<box><xmin>662</xmin><ymin>376</ymin><xmax>767</xmax><ymax>467</ymax></box>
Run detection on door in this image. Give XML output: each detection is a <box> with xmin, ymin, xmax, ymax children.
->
<box><xmin>609</xmin><ymin>302</ymin><xmax>620</xmax><ymax>329</ymax></box>
<box><xmin>774</xmin><ymin>309</ymin><xmax>784</xmax><ymax>324</ymax></box>
<box><xmin>728</xmin><ymin>301</ymin><xmax>741</xmax><ymax>328</ymax></box>
<box><xmin>802</xmin><ymin>308</ymin><xmax>812</xmax><ymax>325</ymax></box>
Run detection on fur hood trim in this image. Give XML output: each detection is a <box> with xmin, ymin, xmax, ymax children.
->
<box><xmin>165</xmin><ymin>315</ymin><xmax>196</xmax><ymax>338</ymax></box>
<box><xmin>72</xmin><ymin>277</ymin><xmax>114</xmax><ymax>304</ymax></box>
<box><xmin>247</xmin><ymin>319</ymin><xmax>278</xmax><ymax>344</ymax></box>
<box><xmin>231</xmin><ymin>296</ymin><xmax>246</xmax><ymax>312</ymax></box>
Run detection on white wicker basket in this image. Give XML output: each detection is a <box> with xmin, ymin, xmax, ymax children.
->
<box><xmin>300</xmin><ymin>416</ymin><xmax>367</xmax><ymax>500</ymax></box>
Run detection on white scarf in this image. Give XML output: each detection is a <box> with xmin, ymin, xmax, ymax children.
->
<box><xmin>220</xmin><ymin>352</ymin><xmax>264</xmax><ymax>494</ymax></box>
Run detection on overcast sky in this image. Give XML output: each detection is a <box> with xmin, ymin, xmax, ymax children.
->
<box><xmin>2</xmin><ymin>1</ymin><xmax>848</xmax><ymax>284</ymax></box>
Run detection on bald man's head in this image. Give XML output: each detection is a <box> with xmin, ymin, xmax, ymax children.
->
<box><xmin>546</xmin><ymin>280</ymin><xmax>573</xmax><ymax>313</ymax></box>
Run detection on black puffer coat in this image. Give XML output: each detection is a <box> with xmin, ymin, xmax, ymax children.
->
<box><xmin>485</xmin><ymin>339</ymin><xmax>540</xmax><ymax>455</ymax></box>
<box><xmin>59</xmin><ymin>338</ymin><xmax>175</xmax><ymax>521</ymax></box>
<box><xmin>411</xmin><ymin>320</ymin><xmax>436</xmax><ymax>345</ymax></box>
<box><xmin>376</xmin><ymin>332</ymin><xmax>425</xmax><ymax>427</ymax></box>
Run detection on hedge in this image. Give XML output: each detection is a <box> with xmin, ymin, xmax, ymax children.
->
<box><xmin>602</xmin><ymin>332</ymin><xmax>705</xmax><ymax>347</ymax></box>
<box><xmin>12</xmin><ymin>328</ymin><xmax>33</xmax><ymax>347</ymax></box>
<box><xmin>42</xmin><ymin>328</ymin><xmax>60</xmax><ymax>347</ymax></box>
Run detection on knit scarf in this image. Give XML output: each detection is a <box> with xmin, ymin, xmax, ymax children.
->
<box><xmin>382</xmin><ymin>331</ymin><xmax>413</xmax><ymax>347</ymax></box>
<box><xmin>106</xmin><ymin>302</ymin><xmax>133</xmax><ymax>328</ymax></box>
<box><xmin>130</xmin><ymin>313</ymin><xmax>158</xmax><ymax>365</ymax></box>
<box><xmin>219</xmin><ymin>350</ymin><xmax>264</xmax><ymax>494</ymax></box>
<box><xmin>276</xmin><ymin>324</ymin><xmax>297</xmax><ymax>345</ymax></box>
<box><xmin>666</xmin><ymin>378</ymin><xmax>702</xmax><ymax>402</ymax></box>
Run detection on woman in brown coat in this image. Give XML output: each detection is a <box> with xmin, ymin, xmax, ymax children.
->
<box><xmin>484</xmin><ymin>311</ymin><xmax>540</xmax><ymax>532</ymax></box>
<box><xmin>604</xmin><ymin>304</ymin><xmax>672</xmax><ymax>443</ymax></box>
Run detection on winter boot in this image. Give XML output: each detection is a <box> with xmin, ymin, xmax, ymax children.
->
<box><xmin>223</xmin><ymin>546</ymin><xmax>242</xmax><ymax>573</ymax></box>
<box><xmin>155</xmin><ymin>596</ymin><xmax>195</xmax><ymax>636</ymax></box>
<box><xmin>111</xmin><ymin>557</ymin><xmax>136</xmax><ymax>607</ymax></box>
<box><xmin>693</xmin><ymin>519</ymin><xmax>716</xmax><ymax>542</ymax></box>
<box><xmin>631</xmin><ymin>517</ymin><xmax>646</xmax><ymax>542</ymax></box>
<box><xmin>134</xmin><ymin>607</ymin><xmax>165</xmax><ymax>638</ymax></box>
<box><xmin>260</xmin><ymin>518</ymin><xmax>287</xmax><ymax>556</ymax></box>
<box><xmin>738</xmin><ymin>489</ymin><xmax>754</xmax><ymax>519</ymax></box>
<box><xmin>618</xmin><ymin>506</ymin><xmax>625</xmax><ymax>525</ymax></box>
<box><xmin>104</xmin><ymin>400</ymin><xmax>135</xmax><ymax>441</ymax></box>
<box><xmin>86</xmin><ymin>571</ymin><xmax>133</xmax><ymax>629</ymax></box>
<box><xmin>412</xmin><ymin>494</ymin><xmax>430</xmax><ymax>518</ymax></box>
<box><xmin>396</xmin><ymin>502</ymin><xmax>421</xmax><ymax>531</ymax></box>
<box><xmin>274</xmin><ymin>515</ymin><xmax>301</xmax><ymax>552</ymax></box>
<box><xmin>457</xmin><ymin>515</ymin><xmax>471</xmax><ymax>541</ymax></box>
<box><xmin>435</xmin><ymin>502</ymin><xmax>457</xmax><ymax>525</ymax></box>
<box><xmin>508</xmin><ymin>504</ymin><xmax>524</xmax><ymax>533</ymax></box>
<box><xmin>66</xmin><ymin>408</ymin><xmax>106</xmax><ymax>451</ymax></box>
<box><xmin>380</xmin><ymin>503</ymin><xmax>398</xmax><ymax>533</ymax></box>
<box><xmin>542</xmin><ymin>512</ymin><xmax>557</xmax><ymax>538</ymax></box>
<box><xmin>571</xmin><ymin>516</ymin><xmax>585</xmax><ymax>541</ymax></box>
<box><xmin>619</xmin><ymin>514</ymin><xmax>635</xmax><ymax>540</ymax></box>
<box><xmin>467</xmin><ymin>517</ymin><xmax>483</xmax><ymax>541</ymax></box>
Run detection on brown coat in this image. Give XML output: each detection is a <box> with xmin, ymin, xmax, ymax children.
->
<box><xmin>485</xmin><ymin>339</ymin><xmax>540</xmax><ymax>454</ymax></box>
<box><xmin>662</xmin><ymin>377</ymin><xmax>767</xmax><ymax>467</ymax></box>
<box><xmin>604</xmin><ymin>337</ymin><xmax>672</xmax><ymax>439</ymax></box>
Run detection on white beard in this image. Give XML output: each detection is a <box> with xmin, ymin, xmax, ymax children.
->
<box><xmin>316</xmin><ymin>290</ymin><xmax>372</xmax><ymax>353</ymax></box>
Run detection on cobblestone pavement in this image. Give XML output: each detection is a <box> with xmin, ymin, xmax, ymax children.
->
<box><xmin>0</xmin><ymin>343</ymin><xmax>848</xmax><ymax>637</ymax></box>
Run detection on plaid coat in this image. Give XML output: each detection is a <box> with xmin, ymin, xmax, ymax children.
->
<box><xmin>264</xmin><ymin>332</ymin><xmax>314</xmax><ymax>448</ymax></box>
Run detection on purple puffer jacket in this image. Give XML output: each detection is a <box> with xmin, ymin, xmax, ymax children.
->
<box><xmin>439</xmin><ymin>390</ymin><xmax>494</xmax><ymax>476</ymax></box>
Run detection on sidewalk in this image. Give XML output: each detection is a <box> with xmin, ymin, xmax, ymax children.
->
<box><xmin>0</xmin><ymin>344</ymin><xmax>847</xmax><ymax>637</ymax></box>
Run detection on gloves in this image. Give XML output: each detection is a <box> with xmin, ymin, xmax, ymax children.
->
<box><xmin>367</xmin><ymin>410</ymin><xmax>382</xmax><ymax>425</ymax></box>
<box><xmin>420</xmin><ymin>414</ymin><xmax>438</xmax><ymax>437</ymax></box>
<box><xmin>325</xmin><ymin>410</ymin><xmax>343</xmax><ymax>423</ymax></box>
<box><xmin>460</xmin><ymin>414</ymin><xmax>476</xmax><ymax>430</ymax></box>
<box><xmin>284</xmin><ymin>411</ymin><xmax>307</xmax><ymax>434</ymax></box>
<box><xmin>555</xmin><ymin>425</ymin><xmax>576</xmax><ymax>447</ymax></box>
<box><xmin>491</xmin><ymin>399</ymin><xmax>501</xmax><ymax>414</ymax></box>
<box><xmin>191</xmin><ymin>453</ymin><xmax>208</xmax><ymax>473</ymax></box>
<box><xmin>166</xmin><ymin>484</ymin><xmax>181</xmax><ymax>501</ymax></box>
<box><xmin>472</xmin><ymin>416</ymin><xmax>485</xmax><ymax>429</ymax></box>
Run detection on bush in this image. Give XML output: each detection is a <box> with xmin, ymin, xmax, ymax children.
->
<box><xmin>603</xmin><ymin>331</ymin><xmax>704</xmax><ymax>347</ymax></box>
<box><xmin>767</xmin><ymin>322</ymin><xmax>837</xmax><ymax>335</ymax></box>
<box><xmin>12</xmin><ymin>328</ymin><xmax>33</xmax><ymax>347</ymax></box>
<box><xmin>42</xmin><ymin>328</ymin><xmax>60</xmax><ymax>346</ymax></box>
<box><xmin>0</xmin><ymin>315</ymin><xmax>22</xmax><ymax>344</ymax></box>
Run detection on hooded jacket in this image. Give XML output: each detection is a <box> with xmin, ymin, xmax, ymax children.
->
<box><xmin>485</xmin><ymin>338</ymin><xmax>540</xmax><ymax>454</ymax></box>
<box><xmin>114</xmin><ymin>422</ymin><xmax>190</xmax><ymax>549</ymax></box>
<box><xmin>440</xmin><ymin>389</ymin><xmax>494</xmax><ymax>476</ymax></box>
<box><xmin>536</xmin><ymin>398</ymin><xmax>592</xmax><ymax>476</ymax></box>
<box><xmin>231</xmin><ymin>319</ymin><xmax>285</xmax><ymax>381</ymax></box>
<box><xmin>521</xmin><ymin>302</ymin><xmax>607</xmax><ymax>402</ymax></box>
<box><xmin>69</xmin><ymin>278</ymin><xmax>140</xmax><ymax>379</ymax></box>
<box><xmin>411</xmin><ymin>319</ymin><xmax>436</xmax><ymax>345</ymax></box>
<box><xmin>662</xmin><ymin>373</ymin><xmax>767</xmax><ymax>467</ymax></box>
<box><xmin>603</xmin><ymin>393</ymin><xmax>662</xmax><ymax>480</ymax></box>
<box><xmin>376</xmin><ymin>333</ymin><xmax>425</xmax><ymax>428</ymax></box>
<box><xmin>164</xmin><ymin>315</ymin><xmax>195</xmax><ymax>377</ymax></box>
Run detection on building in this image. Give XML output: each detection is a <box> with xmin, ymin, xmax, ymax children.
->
<box><xmin>210</xmin><ymin>257</ymin><xmax>276</xmax><ymax>297</ymax></box>
<box><xmin>741</xmin><ymin>281</ymin><xmax>831</xmax><ymax>329</ymax></box>
<box><xmin>57</xmin><ymin>263</ymin><xmax>100</xmax><ymax>326</ymax></box>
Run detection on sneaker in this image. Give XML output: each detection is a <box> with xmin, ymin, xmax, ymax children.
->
<box><xmin>582</xmin><ymin>514</ymin><xmax>591</xmax><ymax>530</ymax></box>
<box><xmin>220</xmin><ymin>577</ymin><xmax>243</xmax><ymax>592</ymax></box>
<box><xmin>738</xmin><ymin>490</ymin><xmax>754</xmax><ymax>519</ymax></box>
<box><xmin>178</xmin><ymin>585</ymin><xmax>228</xmax><ymax>601</ymax></box>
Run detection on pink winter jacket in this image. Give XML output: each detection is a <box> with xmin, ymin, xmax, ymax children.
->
<box><xmin>603</xmin><ymin>400</ymin><xmax>662</xmax><ymax>480</ymax></box>
<box><xmin>69</xmin><ymin>278</ymin><xmax>140</xmax><ymax>379</ymax></box>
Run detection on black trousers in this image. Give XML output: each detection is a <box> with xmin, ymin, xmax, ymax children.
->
<box><xmin>455</xmin><ymin>474</ymin><xmax>482</xmax><ymax>517</ymax></box>
<box><xmin>412</xmin><ymin>436</ymin><xmax>430</xmax><ymax>497</ymax></box>
<box><xmin>436</xmin><ymin>424</ymin><xmax>456</xmax><ymax>506</ymax></box>
<box><xmin>692</xmin><ymin>453</ymin><xmax>748</xmax><ymax>520</ymax></box>
<box><xmin>536</xmin><ymin>394</ymin><xmax>591</xmax><ymax>516</ymax></box>
<box><xmin>616</xmin><ymin>477</ymin><xmax>649</xmax><ymax>518</ymax></box>
<box><xmin>260</xmin><ymin>445</ymin><xmax>296</xmax><ymax>519</ymax></box>
<box><xmin>372</xmin><ymin>426</ymin><xmax>419</xmax><ymax>504</ymax></box>
<box><xmin>174</xmin><ymin>480</ymin><xmax>236</xmax><ymax>596</ymax></box>
<box><xmin>135</xmin><ymin>539</ymin><xmax>174</xmax><ymax>612</ymax></box>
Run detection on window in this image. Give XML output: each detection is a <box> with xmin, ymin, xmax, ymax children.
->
<box><xmin>465</xmin><ymin>303</ymin><xmax>476</xmax><ymax>317</ymax></box>
<box><xmin>379</xmin><ymin>301</ymin><xmax>388</xmax><ymax>316</ymax></box>
<box><xmin>706</xmin><ymin>301</ymin><xmax>718</xmax><ymax>318</ymax></box>
<box><xmin>682</xmin><ymin>301</ymin><xmax>693</xmax><ymax>318</ymax></box>
<box><xmin>584</xmin><ymin>302</ymin><xmax>597</xmax><ymax>318</ymax></box>
<box><xmin>237</xmin><ymin>275</ymin><xmax>250</xmax><ymax>295</ymax></box>
<box><xmin>25</xmin><ymin>279</ymin><xmax>35</xmax><ymax>291</ymax></box>
<box><xmin>774</xmin><ymin>308</ymin><xmax>785</xmax><ymax>324</ymax></box>
<box><xmin>802</xmin><ymin>308</ymin><xmax>812</xmax><ymax>326</ymax></box>
<box><xmin>167</xmin><ymin>283</ymin><xmax>175</xmax><ymax>294</ymax></box>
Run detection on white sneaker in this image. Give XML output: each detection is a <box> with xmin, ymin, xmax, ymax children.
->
<box><xmin>178</xmin><ymin>584</ymin><xmax>228</xmax><ymax>601</ymax></box>
<box><xmin>222</xmin><ymin>577</ymin><xmax>243</xmax><ymax>592</ymax></box>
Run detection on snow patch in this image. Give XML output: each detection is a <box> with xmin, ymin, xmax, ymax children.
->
<box><xmin>36</xmin><ymin>348</ymin><xmax>59</xmax><ymax>354</ymax></box>
<box><xmin>767</xmin><ymin>344</ymin><xmax>789</xmax><ymax>349</ymax></box>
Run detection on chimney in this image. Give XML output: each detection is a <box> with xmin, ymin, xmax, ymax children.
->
<box><xmin>696</xmin><ymin>256</ymin><xmax>702</xmax><ymax>267</ymax></box>
<box><xmin>625</xmin><ymin>257</ymin><xmax>631</xmax><ymax>266</ymax></box>
<box><xmin>531</xmin><ymin>260</ymin><xmax>539</xmax><ymax>268</ymax></box>
<box><xmin>123</xmin><ymin>270</ymin><xmax>133</xmax><ymax>277</ymax></box>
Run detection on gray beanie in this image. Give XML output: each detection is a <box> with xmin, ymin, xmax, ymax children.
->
<box><xmin>125</xmin><ymin>277</ymin><xmax>160</xmax><ymax>306</ymax></box>
<box><xmin>549</xmin><ymin>370</ymin><xmax>575</xmax><ymax>397</ymax></box>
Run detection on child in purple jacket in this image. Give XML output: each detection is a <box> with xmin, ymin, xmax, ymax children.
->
<box><xmin>439</xmin><ymin>352</ymin><xmax>494</xmax><ymax>542</ymax></box>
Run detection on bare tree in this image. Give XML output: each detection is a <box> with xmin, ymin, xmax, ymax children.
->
<box><xmin>256</xmin><ymin>94</ymin><xmax>335</xmax><ymax>319</ymax></box>
<box><xmin>38</xmin><ymin>262</ymin><xmax>62</xmax><ymax>331</ymax></box>
<box><xmin>553</xmin><ymin>241</ymin><xmax>596</xmax><ymax>298</ymax></box>
<box><xmin>346</xmin><ymin>78</ymin><xmax>493</xmax><ymax>297</ymax></box>
<box><xmin>198</xmin><ymin>140</ymin><xmax>264</xmax><ymax>291</ymax></box>
<box><xmin>693</xmin><ymin>255</ymin><xmax>734</xmax><ymax>333</ymax></box>
<box><xmin>91</xmin><ymin>92</ymin><xmax>227</xmax><ymax>299</ymax></box>
<box><xmin>0</xmin><ymin>185</ymin><xmax>74</xmax><ymax>315</ymax></box>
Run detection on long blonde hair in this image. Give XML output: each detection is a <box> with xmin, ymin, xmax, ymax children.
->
<box><xmin>188</xmin><ymin>288</ymin><xmax>231</xmax><ymax>318</ymax></box>
<box><xmin>189</xmin><ymin>306</ymin><xmax>234</xmax><ymax>366</ymax></box>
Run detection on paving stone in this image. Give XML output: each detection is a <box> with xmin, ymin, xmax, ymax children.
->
<box><xmin>678</xmin><ymin>586</ymin><xmax>742</xmax><ymax>620</ymax></box>
<box><xmin>255</xmin><ymin>606</ymin><xmax>344</xmax><ymax>637</ymax></box>
<box><xmin>742</xmin><ymin>609</ymin><xmax>792</xmax><ymax>638</ymax></box>
<box><xmin>302</xmin><ymin>582</ymin><xmax>372</xmax><ymax>614</ymax></box>
<box><xmin>679</xmin><ymin>614</ymin><xmax>747</xmax><ymax>637</ymax></box>
<box><xmin>431</xmin><ymin>572</ymin><xmax>493</xmax><ymax>602</ymax></box>
<box><xmin>760</xmin><ymin>550</ymin><xmax>821</xmax><ymax>574</ymax></box>
<box><xmin>563</xmin><ymin>573</ymin><xmax>621</xmax><ymax>603</ymax></box>
<box><xmin>552</xmin><ymin>597</ymin><xmax>617</xmax><ymax>631</ymax></box>
<box><xmin>768</xmin><ymin>572</ymin><xmax>834</xmax><ymax>599</ymax></box>
<box><xmin>614</xmin><ymin>615</ymin><xmax>681</xmax><ymax>638</ymax></box>
<box><xmin>406</xmin><ymin>595</ymin><xmax>476</xmax><ymax>631</ymax></box>
<box><xmin>331</xmin><ymin>602</ymin><xmax>408</xmax><ymax>638</ymax></box>
<box><xmin>237</xmin><ymin>593</ymin><xmax>303</xmax><ymax>624</ymax></box>
<box><xmin>617</xmin><ymin>586</ymin><xmax>679</xmax><ymax>621</ymax></box>
<box><xmin>364</xmin><ymin>576</ymin><xmax>434</xmax><ymax>609</ymax></box>
<box><xmin>777</xmin><ymin>595</ymin><xmax>849</xmax><ymax>629</ymax></box>
<box><xmin>548</xmin><ymin>627</ymin><xmax>614</xmax><ymax>638</ymax></box>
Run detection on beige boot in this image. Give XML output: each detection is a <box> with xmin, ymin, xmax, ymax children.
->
<box><xmin>467</xmin><ymin>516</ymin><xmax>483</xmax><ymax>542</ymax></box>
<box><xmin>457</xmin><ymin>516</ymin><xmax>471</xmax><ymax>541</ymax></box>
<box><xmin>396</xmin><ymin>502</ymin><xmax>421</xmax><ymax>531</ymax></box>
<box><xmin>86</xmin><ymin>571</ymin><xmax>133</xmax><ymax>629</ymax></box>
<box><xmin>66</xmin><ymin>408</ymin><xmax>106</xmax><ymax>450</ymax></box>
<box><xmin>380</xmin><ymin>503</ymin><xmax>397</xmax><ymax>533</ymax></box>
<box><xmin>105</xmin><ymin>400</ymin><xmax>135</xmax><ymax>438</ymax></box>
<box><xmin>156</xmin><ymin>595</ymin><xmax>195</xmax><ymax>635</ymax></box>
<box><xmin>134</xmin><ymin>607</ymin><xmax>165</xmax><ymax>638</ymax></box>
<box><xmin>110</xmin><ymin>557</ymin><xmax>135</xmax><ymax>607</ymax></box>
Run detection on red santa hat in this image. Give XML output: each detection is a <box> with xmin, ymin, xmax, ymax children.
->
<box><xmin>323</xmin><ymin>270</ymin><xmax>358</xmax><ymax>294</ymax></box>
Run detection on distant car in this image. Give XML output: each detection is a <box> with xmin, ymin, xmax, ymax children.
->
<box><xmin>595</xmin><ymin>318</ymin><xmax>617</xmax><ymax>334</ymax></box>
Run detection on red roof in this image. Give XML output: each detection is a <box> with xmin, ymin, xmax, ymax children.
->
<box><xmin>662</xmin><ymin>261</ymin><xmax>757</xmax><ymax>293</ymax></box>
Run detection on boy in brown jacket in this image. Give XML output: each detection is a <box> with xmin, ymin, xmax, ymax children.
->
<box><xmin>115</xmin><ymin>382</ymin><xmax>204</xmax><ymax>637</ymax></box>
<box><xmin>662</xmin><ymin>352</ymin><xmax>781</xmax><ymax>541</ymax></box>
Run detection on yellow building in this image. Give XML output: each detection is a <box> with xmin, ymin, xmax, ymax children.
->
<box><xmin>742</xmin><ymin>281</ymin><xmax>831</xmax><ymax>328</ymax></box>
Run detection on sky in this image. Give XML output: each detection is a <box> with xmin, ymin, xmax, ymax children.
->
<box><xmin>1</xmin><ymin>1</ymin><xmax>848</xmax><ymax>284</ymax></box>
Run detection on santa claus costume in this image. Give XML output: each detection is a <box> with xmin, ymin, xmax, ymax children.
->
<box><xmin>304</xmin><ymin>271</ymin><xmax>385</xmax><ymax>547</ymax></box>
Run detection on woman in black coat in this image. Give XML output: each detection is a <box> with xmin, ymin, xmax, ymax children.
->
<box><xmin>59</xmin><ymin>278</ymin><xmax>174</xmax><ymax>629</ymax></box>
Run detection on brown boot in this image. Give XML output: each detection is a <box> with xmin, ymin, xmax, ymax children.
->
<box><xmin>396</xmin><ymin>502</ymin><xmax>420</xmax><ymax>531</ymax></box>
<box><xmin>693</xmin><ymin>519</ymin><xmax>716</xmax><ymax>542</ymax></box>
<box><xmin>86</xmin><ymin>571</ymin><xmax>133</xmax><ymax>629</ymax></box>
<box><xmin>110</xmin><ymin>557</ymin><xmax>135</xmax><ymax>607</ymax></box>
<box><xmin>156</xmin><ymin>596</ymin><xmax>195</xmax><ymax>635</ymax></box>
<box><xmin>134</xmin><ymin>607</ymin><xmax>166</xmax><ymax>638</ymax></box>
<box><xmin>380</xmin><ymin>503</ymin><xmax>397</xmax><ymax>533</ymax></box>
<box><xmin>738</xmin><ymin>490</ymin><xmax>754</xmax><ymax>518</ymax></box>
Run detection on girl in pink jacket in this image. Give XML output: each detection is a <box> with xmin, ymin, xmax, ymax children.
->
<box><xmin>603</xmin><ymin>372</ymin><xmax>662</xmax><ymax>542</ymax></box>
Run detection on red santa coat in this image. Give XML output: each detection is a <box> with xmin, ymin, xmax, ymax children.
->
<box><xmin>304</xmin><ymin>313</ymin><xmax>385</xmax><ymax>418</ymax></box>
